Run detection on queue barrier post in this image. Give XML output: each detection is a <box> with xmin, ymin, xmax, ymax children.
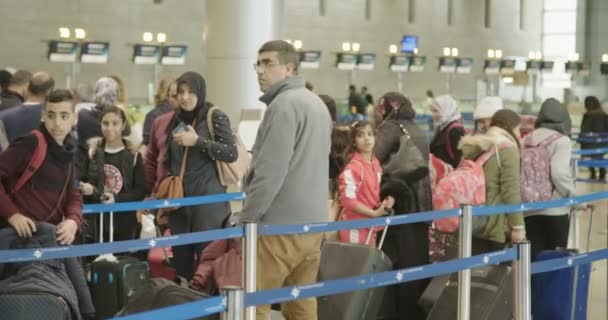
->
<box><xmin>244</xmin><ymin>223</ymin><xmax>258</xmax><ymax>320</ymax></box>
<box><xmin>221</xmin><ymin>287</ymin><xmax>244</xmax><ymax>320</ymax></box>
<box><xmin>457</xmin><ymin>204</ymin><xmax>473</xmax><ymax>320</ymax></box>
<box><xmin>513</xmin><ymin>241</ymin><xmax>532</xmax><ymax>320</ymax></box>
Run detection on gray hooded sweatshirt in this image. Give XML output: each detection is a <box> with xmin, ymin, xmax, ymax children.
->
<box><xmin>240</xmin><ymin>77</ymin><xmax>332</xmax><ymax>224</ymax></box>
<box><xmin>526</xmin><ymin>98</ymin><xmax>576</xmax><ymax>217</ymax></box>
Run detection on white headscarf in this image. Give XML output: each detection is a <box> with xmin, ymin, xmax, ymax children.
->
<box><xmin>94</xmin><ymin>77</ymin><xmax>118</xmax><ymax>109</ymax></box>
<box><xmin>431</xmin><ymin>95</ymin><xmax>461</xmax><ymax>130</ymax></box>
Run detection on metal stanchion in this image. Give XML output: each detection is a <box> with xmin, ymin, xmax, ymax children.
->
<box><xmin>513</xmin><ymin>241</ymin><xmax>532</xmax><ymax>320</ymax></box>
<box><xmin>244</xmin><ymin>223</ymin><xmax>258</xmax><ymax>320</ymax></box>
<box><xmin>457</xmin><ymin>204</ymin><xmax>473</xmax><ymax>320</ymax></box>
<box><xmin>221</xmin><ymin>287</ymin><xmax>244</xmax><ymax>320</ymax></box>
<box><xmin>571</xmin><ymin>158</ymin><xmax>581</xmax><ymax>250</ymax></box>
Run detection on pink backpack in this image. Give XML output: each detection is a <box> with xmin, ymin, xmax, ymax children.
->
<box><xmin>432</xmin><ymin>149</ymin><xmax>496</xmax><ymax>233</ymax></box>
<box><xmin>520</xmin><ymin>133</ymin><xmax>562</xmax><ymax>203</ymax></box>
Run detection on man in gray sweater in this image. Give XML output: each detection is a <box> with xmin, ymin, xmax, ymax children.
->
<box><xmin>240</xmin><ymin>40</ymin><xmax>331</xmax><ymax>320</ymax></box>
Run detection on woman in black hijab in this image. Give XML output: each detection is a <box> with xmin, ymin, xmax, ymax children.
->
<box><xmin>164</xmin><ymin>71</ymin><xmax>238</xmax><ymax>279</ymax></box>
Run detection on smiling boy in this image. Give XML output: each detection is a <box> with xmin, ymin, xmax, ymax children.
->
<box><xmin>0</xmin><ymin>89</ymin><xmax>82</xmax><ymax>245</ymax></box>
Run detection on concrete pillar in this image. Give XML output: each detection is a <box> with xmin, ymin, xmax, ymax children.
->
<box><xmin>205</xmin><ymin>0</ymin><xmax>284</xmax><ymax>121</ymax></box>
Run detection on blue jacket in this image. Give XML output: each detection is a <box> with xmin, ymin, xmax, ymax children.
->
<box><xmin>0</xmin><ymin>103</ymin><xmax>44</xmax><ymax>143</ymax></box>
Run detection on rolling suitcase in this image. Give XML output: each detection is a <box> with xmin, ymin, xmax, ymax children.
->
<box><xmin>531</xmin><ymin>207</ymin><xmax>594</xmax><ymax>320</ymax></box>
<box><xmin>89</xmin><ymin>211</ymin><xmax>150</xmax><ymax>319</ymax></box>
<box><xmin>0</xmin><ymin>292</ymin><xmax>71</xmax><ymax>320</ymax></box>
<box><xmin>317</xmin><ymin>223</ymin><xmax>392</xmax><ymax>320</ymax></box>
<box><xmin>417</xmin><ymin>274</ymin><xmax>450</xmax><ymax>316</ymax></box>
<box><xmin>117</xmin><ymin>277</ymin><xmax>218</xmax><ymax>319</ymax></box>
<box><xmin>426</xmin><ymin>265</ymin><xmax>513</xmax><ymax>320</ymax></box>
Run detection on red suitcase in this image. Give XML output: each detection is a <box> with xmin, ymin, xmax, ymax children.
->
<box><xmin>148</xmin><ymin>228</ymin><xmax>177</xmax><ymax>280</ymax></box>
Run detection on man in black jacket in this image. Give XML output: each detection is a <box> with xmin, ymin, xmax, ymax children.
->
<box><xmin>0</xmin><ymin>70</ymin><xmax>31</xmax><ymax>112</ymax></box>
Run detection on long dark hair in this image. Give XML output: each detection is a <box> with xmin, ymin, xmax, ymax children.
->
<box><xmin>584</xmin><ymin>96</ymin><xmax>602</xmax><ymax>112</ymax></box>
<box><xmin>348</xmin><ymin>121</ymin><xmax>375</xmax><ymax>154</ymax></box>
<box><xmin>490</xmin><ymin>109</ymin><xmax>521</xmax><ymax>149</ymax></box>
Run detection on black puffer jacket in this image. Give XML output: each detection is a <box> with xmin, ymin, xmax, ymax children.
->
<box><xmin>80</xmin><ymin>137</ymin><xmax>146</xmax><ymax>204</ymax></box>
<box><xmin>0</xmin><ymin>223</ymin><xmax>95</xmax><ymax>320</ymax></box>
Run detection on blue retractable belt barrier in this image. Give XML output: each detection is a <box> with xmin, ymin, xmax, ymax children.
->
<box><xmin>112</xmin><ymin>296</ymin><xmax>226</xmax><ymax>320</ymax></box>
<box><xmin>245</xmin><ymin>248</ymin><xmax>518</xmax><ymax>307</ymax></box>
<box><xmin>576</xmin><ymin>159</ymin><xmax>608</xmax><ymax>169</ymax></box>
<box><xmin>576</xmin><ymin>136</ymin><xmax>608</xmax><ymax>143</ymax></box>
<box><xmin>0</xmin><ymin>226</ymin><xmax>244</xmax><ymax>263</ymax></box>
<box><xmin>82</xmin><ymin>192</ymin><xmax>245</xmax><ymax>214</ymax></box>
<box><xmin>531</xmin><ymin>248</ymin><xmax>608</xmax><ymax>275</ymax></box>
<box><xmin>572</xmin><ymin>147</ymin><xmax>608</xmax><ymax>156</ymax></box>
<box><xmin>260</xmin><ymin>208</ymin><xmax>460</xmax><ymax>236</ymax></box>
<box><xmin>473</xmin><ymin>191</ymin><xmax>608</xmax><ymax>216</ymax></box>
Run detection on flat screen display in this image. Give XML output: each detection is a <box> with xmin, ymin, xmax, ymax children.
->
<box><xmin>401</xmin><ymin>35</ymin><xmax>418</xmax><ymax>53</ymax></box>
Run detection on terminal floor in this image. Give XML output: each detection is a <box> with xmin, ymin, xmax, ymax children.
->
<box><xmin>230</xmin><ymin>182</ymin><xmax>607</xmax><ymax>319</ymax></box>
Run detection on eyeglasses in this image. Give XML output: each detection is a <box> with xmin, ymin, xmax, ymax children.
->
<box><xmin>253</xmin><ymin>60</ymin><xmax>280</xmax><ymax>71</ymax></box>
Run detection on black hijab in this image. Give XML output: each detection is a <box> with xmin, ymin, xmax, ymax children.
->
<box><xmin>175</xmin><ymin>72</ymin><xmax>207</xmax><ymax>125</ymax></box>
<box><xmin>380</xmin><ymin>92</ymin><xmax>416</xmax><ymax>121</ymax></box>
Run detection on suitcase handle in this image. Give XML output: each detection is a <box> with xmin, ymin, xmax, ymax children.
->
<box><xmin>370</xmin><ymin>210</ymin><xmax>394</xmax><ymax>249</ymax></box>
<box><xmin>98</xmin><ymin>211</ymin><xmax>115</xmax><ymax>244</ymax></box>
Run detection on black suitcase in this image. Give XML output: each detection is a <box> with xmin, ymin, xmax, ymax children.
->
<box><xmin>317</xmin><ymin>225</ymin><xmax>392</xmax><ymax>320</ymax></box>
<box><xmin>118</xmin><ymin>277</ymin><xmax>218</xmax><ymax>320</ymax></box>
<box><xmin>0</xmin><ymin>292</ymin><xmax>71</xmax><ymax>320</ymax></box>
<box><xmin>150</xmin><ymin>285</ymin><xmax>219</xmax><ymax>319</ymax></box>
<box><xmin>417</xmin><ymin>274</ymin><xmax>450</xmax><ymax>316</ymax></box>
<box><xmin>426</xmin><ymin>265</ymin><xmax>513</xmax><ymax>320</ymax></box>
<box><xmin>89</xmin><ymin>211</ymin><xmax>150</xmax><ymax>319</ymax></box>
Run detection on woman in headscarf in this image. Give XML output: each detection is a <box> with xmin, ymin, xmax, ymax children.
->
<box><xmin>429</xmin><ymin>95</ymin><xmax>465</xmax><ymax>168</ymax></box>
<box><xmin>524</xmin><ymin>98</ymin><xmax>576</xmax><ymax>260</ymax></box>
<box><xmin>161</xmin><ymin>71</ymin><xmax>237</xmax><ymax>279</ymax></box>
<box><xmin>373</xmin><ymin>92</ymin><xmax>431</xmax><ymax>320</ymax></box>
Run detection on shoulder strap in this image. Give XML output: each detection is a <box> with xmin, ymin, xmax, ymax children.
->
<box><xmin>206</xmin><ymin>106</ymin><xmax>220</xmax><ymax>141</ymax></box>
<box><xmin>446</xmin><ymin>122</ymin><xmax>464</xmax><ymax>160</ymax></box>
<box><xmin>13</xmin><ymin>130</ymin><xmax>47</xmax><ymax>193</ymax></box>
<box><xmin>179</xmin><ymin>118</ymin><xmax>196</xmax><ymax>179</ymax></box>
<box><xmin>475</xmin><ymin>142</ymin><xmax>511</xmax><ymax>166</ymax></box>
<box><xmin>539</xmin><ymin>132</ymin><xmax>563</xmax><ymax>147</ymax></box>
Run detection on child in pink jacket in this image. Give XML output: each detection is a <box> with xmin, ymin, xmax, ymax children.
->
<box><xmin>189</xmin><ymin>238</ymin><xmax>242</xmax><ymax>294</ymax></box>
<box><xmin>338</xmin><ymin>121</ymin><xmax>393</xmax><ymax>246</ymax></box>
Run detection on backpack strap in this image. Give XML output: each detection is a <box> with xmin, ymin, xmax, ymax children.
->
<box><xmin>475</xmin><ymin>142</ymin><xmax>511</xmax><ymax>167</ymax></box>
<box><xmin>445</xmin><ymin>122</ymin><xmax>464</xmax><ymax>160</ymax></box>
<box><xmin>524</xmin><ymin>132</ymin><xmax>563</xmax><ymax>148</ymax></box>
<box><xmin>538</xmin><ymin>132</ymin><xmax>563</xmax><ymax>147</ymax></box>
<box><xmin>13</xmin><ymin>130</ymin><xmax>47</xmax><ymax>193</ymax></box>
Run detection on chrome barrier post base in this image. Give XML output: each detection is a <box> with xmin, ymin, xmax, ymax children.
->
<box><xmin>457</xmin><ymin>204</ymin><xmax>473</xmax><ymax>320</ymax></box>
<box><xmin>221</xmin><ymin>287</ymin><xmax>244</xmax><ymax>320</ymax></box>
<box><xmin>244</xmin><ymin>223</ymin><xmax>258</xmax><ymax>320</ymax></box>
<box><xmin>513</xmin><ymin>241</ymin><xmax>532</xmax><ymax>320</ymax></box>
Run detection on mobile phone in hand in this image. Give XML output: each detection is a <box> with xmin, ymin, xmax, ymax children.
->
<box><xmin>173</xmin><ymin>122</ymin><xmax>188</xmax><ymax>134</ymax></box>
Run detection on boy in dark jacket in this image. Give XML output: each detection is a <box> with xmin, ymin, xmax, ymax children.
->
<box><xmin>0</xmin><ymin>89</ymin><xmax>82</xmax><ymax>245</ymax></box>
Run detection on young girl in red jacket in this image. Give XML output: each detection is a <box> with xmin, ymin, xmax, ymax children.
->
<box><xmin>337</xmin><ymin>121</ymin><xmax>393</xmax><ymax>246</ymax></box>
